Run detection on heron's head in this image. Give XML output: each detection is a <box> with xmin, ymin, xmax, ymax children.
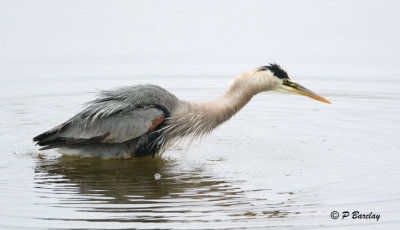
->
<box><xmin>255</xmin><ymin>63</ymin><xmax>331</xmax><ymax>104</ymax></box>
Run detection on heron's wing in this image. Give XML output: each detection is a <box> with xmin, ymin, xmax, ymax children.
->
<box><xmin>34</xmin><ymin>105</ymin><xmax>165</xmax><ymax>147</ymax></box>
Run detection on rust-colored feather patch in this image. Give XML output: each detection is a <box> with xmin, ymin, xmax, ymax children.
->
<box><xmin>150</xmin><ymin>114</ymin><xmax>165</xmax><ymax>130</ymax></box>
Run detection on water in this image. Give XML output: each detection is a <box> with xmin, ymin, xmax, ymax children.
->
<box><xmin>1</xmin><ymin>0</ymin><xmax>400</xmax><ymax>229</ymax></box>
<box><xmin>1</xmin><ymin>74</ymin><xmax>399</xmax><ymax>229</ymax></box>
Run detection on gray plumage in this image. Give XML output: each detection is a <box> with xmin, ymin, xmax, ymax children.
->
<box><xmin>34</xmin><ymin>85</ymin><xmax>182</xmax><ymax>158</ymax></box>
<box><xmin>33</xmin><ymin>64</ymin><xmax>330</xmax><ymax>159</ymax></box>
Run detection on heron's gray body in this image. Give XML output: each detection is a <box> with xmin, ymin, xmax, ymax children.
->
<box><xmin>33</xmin><ymin>64</ymin><xmax>330</xmax><ymax>158</ymax></box>
<box><xmin>34</xmin><ymin>85</ymin><xmax>184</xmax><ymax>158</ymax></box>
<box><xmin>34</xmin><ymin>70</ymin><xmax>274</xmax><ymax>159</ymax></box>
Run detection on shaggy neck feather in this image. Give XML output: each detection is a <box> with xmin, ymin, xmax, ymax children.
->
<box><xmin>161</xmin><ymin>70</ymin><xmax>275</xmax><ymax>146</ymax></box>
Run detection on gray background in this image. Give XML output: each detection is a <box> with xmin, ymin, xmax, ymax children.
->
<box><xmin>1</xmin><ymin>0</ymin><xmax>399</xmax><ymax>80</ymax></box>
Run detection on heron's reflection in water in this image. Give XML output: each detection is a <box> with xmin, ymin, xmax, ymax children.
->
<box><xmin>35</xmin><ymin>156</ymin><xmax>227</xmax><ymax>201</ymax></box>
<box><xmin>34</xmin><ymin>155</ymin><xmax>297</xmax><ymax>223</ymax></box>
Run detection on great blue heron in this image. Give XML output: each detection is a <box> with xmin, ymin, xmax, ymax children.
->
<box><xmin>33</xmin><ymin>64</ymin><xmax>330</xmax><ymax>159</ymax></box>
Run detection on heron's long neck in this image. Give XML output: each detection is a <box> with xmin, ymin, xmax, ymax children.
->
<box><xmin>188</xmin><ymin>70</ymin><xmax>271</xmax><ymax>131</ymax></box>
<box><xmin>199</xmin><ymin>78</ymin><xmax>260</xmax><ymax>126</ymax></box>
<box><xmin>164</xmin><ymin>71</ymin><xmax>272</xmax><ymax>141</ymax></box>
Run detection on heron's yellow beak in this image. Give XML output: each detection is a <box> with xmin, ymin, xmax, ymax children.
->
<box><xmin>283</xmin><ymin>79</ymin><xmax>331</xmax><ymax>104</ymax></box>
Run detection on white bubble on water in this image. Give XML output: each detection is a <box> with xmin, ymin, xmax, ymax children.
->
<box><xmin>154</xmin><ymin>173</ymin><xmax>161</xmax><ymax>180</ymax></box>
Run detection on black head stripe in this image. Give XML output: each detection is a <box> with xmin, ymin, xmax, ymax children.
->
<box><xmin>258</xmin><ymin>63</ymin><xmax>289</xmax><ymax>79</ymax></box>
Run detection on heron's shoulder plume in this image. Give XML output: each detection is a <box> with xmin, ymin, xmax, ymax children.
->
<box><xmin>77</xmin><ymin>84</ymin><xmax>179</xmax><ymax>122</ymax></box>
<box><xmin>258</xmin><ymin>63</ymin><xmax>289</xmax><ymax>79</ymax></box>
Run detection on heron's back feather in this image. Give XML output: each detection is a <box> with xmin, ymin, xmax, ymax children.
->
<box><xmin>33</xmin><ymin>84</ymin><xmax>180</xmax><ymax>157</ymax></box>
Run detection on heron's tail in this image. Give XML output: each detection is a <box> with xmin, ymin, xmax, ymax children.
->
<box><xmin>33</xmin><ymin>121</ymin><xmax>72</xmax><ymax>149</ymax></box>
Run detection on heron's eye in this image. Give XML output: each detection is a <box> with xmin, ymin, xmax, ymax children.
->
<box><xmin>283</xmin><ymin>79</ymin><xmax>297</xmax><ymax>87</ymax></box>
